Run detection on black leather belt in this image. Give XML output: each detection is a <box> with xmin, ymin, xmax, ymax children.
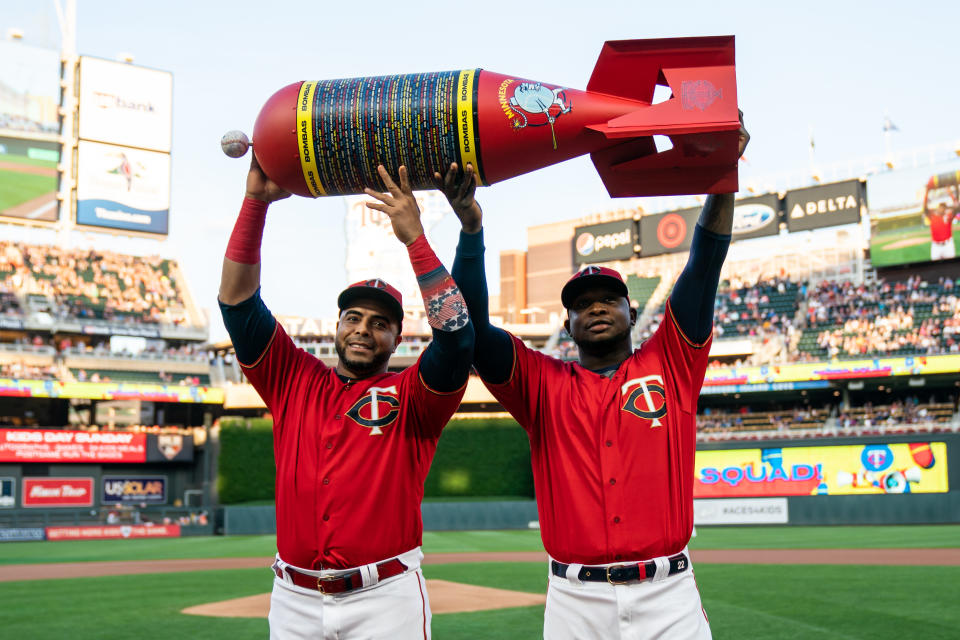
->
<box><xmin>551</xmin><ymin>552</ymin><xmax>689</xmax><ymax>584</ymax></box>
<box><xmin>275</xmin><ymin>558</ymin><xmax>407</xmax><ymax>595</ymax></box>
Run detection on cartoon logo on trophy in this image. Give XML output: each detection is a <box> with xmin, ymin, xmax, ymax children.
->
<box><xmin>507</xmin><ymin>82</ymin><xmax>572</xmax><ymax>150</ymax></box>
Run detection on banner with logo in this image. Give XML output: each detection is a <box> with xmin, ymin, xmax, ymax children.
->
<box><xmin>867</xmin><ymin>158</ymin><xmax>960</xmax><ymax>267</ymax></box>
<box><xmin>701</xmin><ymin>353</ymin><xmax>960</xmax><ymax>388</ymax></box>
<box><xmin>639</xmin><ymin>207</ymin><xmax>700</xmax><ymax>256</ymax></box>
<box><xmin>693</xmin><ymin>498</ymin><xmax>788</xmax><ymax>524</ymax></box>
<box><xmin>784</xmin><ymin>179</ymin><xmax>864</xmax><ymax>232</ymax></box>
<box><xmin>146</xmin><ymin>433</ymin><xmax>194</xmax><ymax>463</ymax></box>
<box><xmin>0</xmin><ymin>429</ymin><xmax>146</xmax><ymax>463</ymax></box>
<box><xmin>23</xmin><ymin>477</ymin><xmax>94</xmax><ymax>507</ymax></box>
<box><xmin>102</xmin><ymin>476</ymin><xmax>167</xmax><ymax>504</ymax></box>
<box><xmin>0</xmin><ymin>528</ymin><xmax>45</xmax><ymax>542</ymax></box>
<box><xmin>572</xmin><ymin>219</ymin><xmax>637</xmax><ymax>264</ymax></box>
<box><xmin>732</xmin><ymin>194</ymin><xmax>781</xmax><ymax>240</ymax></box>
<box><xmin>77</xmin><ymin>57</ymin><xmax>172</xmax><ymax>152</ymax></box>
<box><xmin>46</xmin><ymin>524</ymin><xmax>181</xmax><ymax>541</ymax></box>
<box><xmin>75</xmin><ymin>140</ymin><xmax>170</xmax><ymax>234</ymax></box>
<box><xmin>0</xmin><ymin>477</ymin><xmax>14</xmax><ymax>508</ymax></box>
<box><xmin>694</xmin><ymin>442</ymin><xmax>947</xmax><ymax>498</ymax></box>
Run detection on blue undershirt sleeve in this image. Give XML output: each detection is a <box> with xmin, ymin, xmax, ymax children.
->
<box><xmin>217</xmin><ymin>288</ymin><xmax>277</xmax><ymax>366</ymax></box>
<box><xmin>418</xmin><ymin>320</ymin><xmax>474</xmax><ymax>393</ymax></box>
<box><xmin>452</xmin><ymin>229</ymin><xmax>514</xmax><ymax>384</ymax></box>
<box><xmin>669</xmin><ymin>224</ymin><xmax>731</xmax><ymax>345</ymax></box>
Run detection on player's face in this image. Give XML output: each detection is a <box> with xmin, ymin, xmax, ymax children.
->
<box><xmin>564</xmin><ymin>285</ymin><xmax>635</xmax><ymax>353</ymax></box>
<box><xmin>335</xmin><ymin>300</ymin><xmax>401</xmax><ymax>377</ymax></box>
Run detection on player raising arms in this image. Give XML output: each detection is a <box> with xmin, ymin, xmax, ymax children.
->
<box><xmin>219</xmin><ymin>159</ymin><xmax>473</xmax><ymax>639</ymax></box>
<box><xmin>440</xmin><ymin>114</ymin><xmax>749</xmax><ymax>639</ymax></box>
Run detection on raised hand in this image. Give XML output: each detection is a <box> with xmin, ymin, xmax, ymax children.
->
<box><xmin>245</xmin><ymin>155</ymin><xmax>291</xmax><ymax>203</ymax></box>
<box><xmin>364</xmin><ymin>165</ymin><xmax>425</xmax><ymax>245</ymax></box>
<box><xmin>434</xmin><ymin>162</ymin><xmax>482</xmax><ymax>234</ymax></box>
<box><xmin>737</xmin><ymin>110</ymin><xmax>750</xmax><ymax>159</ymax></box>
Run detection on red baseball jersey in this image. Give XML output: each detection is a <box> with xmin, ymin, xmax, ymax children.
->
<box><xmin>929</xmin><ymin>210</ymin><xmax>957</xmax><ymax>243</ymax></box>
<box><xmin>242</xmin><ymin>323</ymin><xmax>464</xmax><ymax>569</ymax></box>
<box><xmin>484</xmin><ymin>300</ymin><xmax>711</xmax><ymax>565</ymax></box>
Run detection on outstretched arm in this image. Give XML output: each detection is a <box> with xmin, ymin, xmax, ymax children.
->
<box><xmin>437</xmin><ymin>163</ymin><xmax>514</xmax><ymax>384</ymax></box>
<box><xmin>364</xmin><ymin>165</ymin><xmax>473</xmax><ymax>392</ymax></box>
<box><xmin>669</xmin><ymin>113</ymin><xmax>750</xmax><ymax>344</ymax></box>
<box><xmin>218</xmin><ymin>156</ymin><xmax>290</xmax><ymax>364</ymax></box>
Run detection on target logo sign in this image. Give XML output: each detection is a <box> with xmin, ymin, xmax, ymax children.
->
<box><xmin>656</xmin><ymin>213</ymin><xmax>688</xmax><ymax>249</ymax></box>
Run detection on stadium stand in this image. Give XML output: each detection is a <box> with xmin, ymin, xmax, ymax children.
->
<box><xmin>800</xmin><ymin>276</ymin><xmax>959</xmax><ymax>359</ymax></box>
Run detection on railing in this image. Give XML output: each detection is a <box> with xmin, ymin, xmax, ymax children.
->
<box><xmin>63</xmin><ymin>346</ymin><xmax>209</xmax><ymax>364</ymax></box>
<box><xmin>696</xmin><ymin>421</ymin><xmax>959</xmax><ymax>443</ymax></box>
<box><xmin>0</xmin><ymin>343</ymin><xmax>56</xmax><ymax>356</ymax></box>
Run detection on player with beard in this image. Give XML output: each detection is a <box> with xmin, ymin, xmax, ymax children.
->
<box><xmin>441</xmin><ymin>114</ymin><xmax>749</xmax><ymax>639</ymax></box>
<box><xmin>219</xmin><ymin>158</ymin><xmax>473</xmax><ymax>639</ymax></box>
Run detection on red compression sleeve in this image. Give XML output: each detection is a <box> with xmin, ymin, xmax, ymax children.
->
<box><xmin>225</xmin><ymin>197</ymin><xmax>268</xmax><ymax>264</ymax></box>
<box><xmin>406</xmin><ymin>233</ymin><xmax>442</xmax><ymax>276</ymax></box>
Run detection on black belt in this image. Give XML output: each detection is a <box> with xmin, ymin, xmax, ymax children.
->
<box><xmin>551</xmin><ymin>552</ymin><xmax>689</xmax><ymax>585</ymax></box>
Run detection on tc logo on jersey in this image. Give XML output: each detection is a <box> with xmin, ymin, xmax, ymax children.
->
<box><xmin>346</xmin><ymin>386</ymin><xmax>401</xmax><ymax>435</ymax></box>
<box><xmin>620</xmin><ymin>375</ymin><xmax>667</xmax><ymax>427</ymax></box>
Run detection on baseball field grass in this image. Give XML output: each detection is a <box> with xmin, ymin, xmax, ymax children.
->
<box><xmin>1</xmin><ymin>525</ymin><xmax>958</xmax><ymax>639</ymax></box>
<box><xmin>869</xmin><ymin>225</ymin><xmax>960</xmax><ymax>266</ymax></box>
<box><xmin>0</xmin><ymin>151</ymin><xmax>58</xmax><ymax>213</ymax></box>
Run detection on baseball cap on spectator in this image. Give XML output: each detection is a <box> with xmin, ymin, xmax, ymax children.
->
<box><xmin>561</xmin><ymin>265</ymin><xmax>629</xmax><ymax>309</ymax></box>
<box><xmin>337</xmin><ymin>279</ymin><xmax>404</xmax><ymax>328</ymax></box>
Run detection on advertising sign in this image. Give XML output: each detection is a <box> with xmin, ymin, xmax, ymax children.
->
<box><xmin>868</xmin><ymin>158</ymin><xmax>960</xmax><ymax>267</ymax></box>
<box><xmin>46</xmin><ymin>524</ymin><xmax>181</xmax><ymax>541</ymax></box>
<box><xmin>784</xmin><ymin>179</ymin><xmax>864</xmax><ymax>232</ymax></box>
<box><xmin>75</xmin><ymin>140</ymin><xmax>170</xmax><ymax>234</ymax></box>
<box><xmin>78</xmin><ymin>57</ymin><xmax>172</xmax><ymax>152</ymax></box>
<box><xmin>0</xmin><ymin>429</ymin><xmax>146</xmax><ymax>463</ymax></box>
<box><xmin>693</xmin><ymin>498</ymin><xmax>788</xmax><ymax>525</ymax></box>
<box><xmin>573</xmin><ymin>219</ymin><xmax>638</xmax><ymax>265</ymax></box>
<box><xmin>0</xmin><ymin>40</ymin><xmax>60</xmax><ymax>135</ymax></box>
<box><xmin>0</xmin><ymin>477</ymin><xmax>13</xmax><ymax>507</ymax></box>
<box><xmin>147</xmin><ymin>433</ymin><xmax>194</xmax><ymax>463</ymax></box>
<box><xmin>694</xmin><ymin>442</ymin><xmax>947</xmax><ymax>498</ymax></box>
<box><xmin>23</xmin><ymin>477</ymin><xmax>94</xmax><ymax>507</ymax></box>
<box><xmin>732</xmin><ymin>193</ymin><xmax>781</xmax><ymax>240</ymax></box>
<box><xmin>0</xmin><ymin>379</ymin><xmax>224</xmax><ymax>404</ymax></box>
<box><xmin>702</xmin><ymin>353</ymin><xmax>960</xmax><ymax>387</ymax></box>
<box><xmin>102</xmin><ymin>476</ymin><xmax>167</xmax><ymax>504</ymax></box>
<box><xmin>0</xmin><ymin>528</ymin><xmax>45</xmax><ymax>542</ymax></box>
<box><xmin>639</xmin><ymin>207</ymin><xmax>700</xmax><ymax>256</ymax></box>
<box><xmin>0</xmin><ymin>136</ymin><xmax>60</xmax><ymax>223</ymax></box>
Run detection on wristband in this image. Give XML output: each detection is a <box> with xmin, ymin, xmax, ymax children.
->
<box><xmin>225</xmin><ymin>197</ymin><xmax>268</xmax><ymax>264</ymax></box>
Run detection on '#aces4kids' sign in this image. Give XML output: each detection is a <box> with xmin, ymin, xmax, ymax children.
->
<box><xmin>694</xmin><ymin>442</ymin><xmax>947</xmax><ymax>497</ymax></box>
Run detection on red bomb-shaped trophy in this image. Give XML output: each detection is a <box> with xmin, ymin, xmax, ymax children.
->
<box><xmin>223</xmin><ymin>36</ymin><xmax>741</xmax><ymax>198</ymax></box>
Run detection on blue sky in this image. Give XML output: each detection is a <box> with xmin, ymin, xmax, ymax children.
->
<box><xmin>2</xmin><ymin>1</ymin><xmax>959</xmax><ymax>341</ymax></box>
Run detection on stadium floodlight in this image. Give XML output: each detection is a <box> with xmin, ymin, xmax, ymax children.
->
<box><xmin>6</xmin><ymin>28</ymin><xmax>24</xmax><ymax>40</ymax></box>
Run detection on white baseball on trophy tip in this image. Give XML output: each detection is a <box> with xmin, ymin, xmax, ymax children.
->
<box><xmin>220</xmin><ymin>130</ymin><xmax>251</xmax><ymax>158</ymax></box>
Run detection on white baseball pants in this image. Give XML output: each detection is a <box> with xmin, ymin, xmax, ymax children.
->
<box><xmin>543</xmin><ymin>549</ymin><xmax>711</xmax><ymax>640</ymax></box>
<box><xmin>268</xmin><ymin>547</ymin><xmax>431</xmax><ymax>639</ymax></box>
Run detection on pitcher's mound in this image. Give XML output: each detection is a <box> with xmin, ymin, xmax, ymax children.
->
<box><xmin>182</xmin><ymin>579</ymin><xmax>545</xmax><ymax>618</ymax></box>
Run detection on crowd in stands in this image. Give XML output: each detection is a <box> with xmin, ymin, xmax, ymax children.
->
<box><xmin>0</xmin><ymin>241</ymin><xmax>188</xmax><ymax>325</ymax></box>
<box><xmin>806</xmin><ymin>276</ymin><xmax>959</xmax><ymax>359</ymax></box>
<box><xmin>0</xmin><ymin>361</ymin><xmax>60</xmax><ymax>380</ymax></box>
<box><xmin>837</xmin><ymin>398</ymin><xmax>937</xmax><ymax>428</ymax></box>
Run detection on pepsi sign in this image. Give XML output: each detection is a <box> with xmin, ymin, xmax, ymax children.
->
<box><xmin>572</xmin><ymin>219</ymin><xmax>637</xmax><ymax>265</ymax></box>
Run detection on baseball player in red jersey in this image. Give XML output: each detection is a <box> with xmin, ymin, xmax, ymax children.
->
<box><xmin>219</xmin><ymin>159</ymin><xmax>473</xmax><ymax>639</ymax></box>
<box><xmin>925</xmin><ymin>200</ymin><xmax>959</xmax><ymax>261</ymax></box>
<box><xmin>442</xmin><ymin>115</ymin><xmax>749</xmax><ymax>639</ymax></box>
